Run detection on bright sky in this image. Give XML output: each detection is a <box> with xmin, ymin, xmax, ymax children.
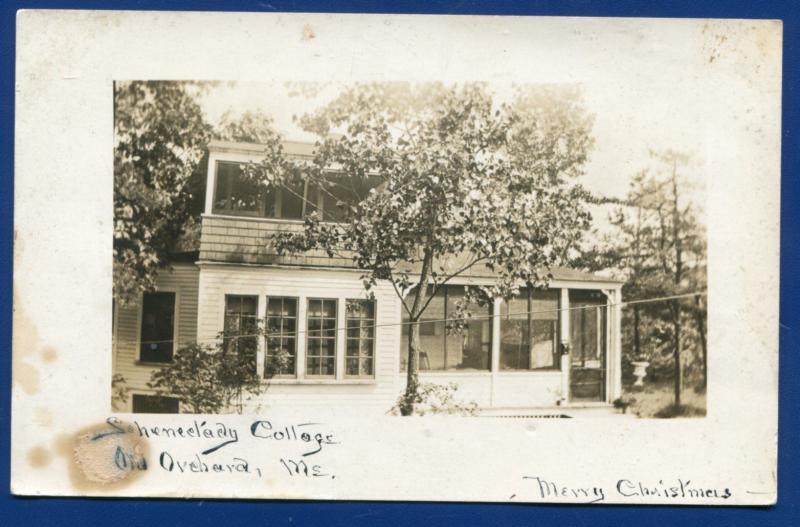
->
<box><xmin>198</xmin><ymin>79</ymin><xmax>705</xmax><ymax>206</ymax></box>
<box><xmin>196</xmin><ymin>17</ymin><xmax>732</xmax><ymax>222</ymax></box>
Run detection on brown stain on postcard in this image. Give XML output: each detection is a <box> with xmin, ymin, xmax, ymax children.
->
<box><xmin>41</xmin><ymin>346</ymin><xmax>58</xmax><ymax>363</ymax></box>
<box><xmin>27</xmin><ymin>445</ymin><xmax>52</xmax><ymax>468</ymax></box>
<box><xmin>12</xmin><ymin>285</ymin><xmax>44</xmax><ymax>396</ymax></box>
<box><xmin>12</xmin><ymin>236</ymin><xmax>61</xmax><ymax>397</ymax></box>
<box><xmin>54</xmin><ymin>420</ymin><xmax>148</xmax><ymax>491</ymax></box>
<box><xmin>14</xmin><ymin>361</ymin><xmax>40</xmax><ymax>395</ymax></box>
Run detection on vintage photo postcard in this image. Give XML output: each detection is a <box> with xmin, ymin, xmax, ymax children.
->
<box><xmin>12</xmin><ymin>10</ymin><xmax>780</xmax><ymax>504</ymax></box>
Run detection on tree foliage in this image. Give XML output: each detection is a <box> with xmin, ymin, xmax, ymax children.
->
<box><xmin>114</xmin><ymin>84</ymin><xmax>290</xmax><ymax>306</ymax></box>
<box><xmin>390</xmin><ymin>382</ymin><xmax>479</xmax><ymax>416</ymax></box>
<box><xmin>579</xmin><ymin>151</ymin><xmax>707</xmax><ymax>405</ymax></box>
<box><xmin>111</xmin><ymin>373</ymin><xmax>130</xmax><ymax>412</ymax></box>
<box><xmin>147</xmin><ymin>323</ymin><xmax>287</xmax><ymax>414</ymax></box>
<box><xmin>216</xmin><ymin>109</ymin><xmax>284</xmax><ymax>145</ymax></box>
<box><xmin>243</xmin><ymin>82</ymin><xmax>595</xmax><ymax>414</ymax></box>
<box><xmin>113</xmin><ymin>81</ymin><xmax>212</xmax><ymax>306</ymax></box>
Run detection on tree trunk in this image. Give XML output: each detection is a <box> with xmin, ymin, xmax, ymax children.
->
<box><xmin>400</xmin><ymin>245</ymin><xmax>434</xmax><ymax>416</ymax></box>
<box><xmin>633</xmin><ymin>205</ymin><xmax>642</xmax><ymax>362</ymax></box>
<box><xmin>670</xmin><ymin>159</ymin><xmax>684</xmax><ymax>409</ymax></box>
<box><xmin>695</xmin><ymin>294</ymin><xmax>707</xmax><ymax>390</ymax></box>
<box><xmin>633</xmin><ymin>305</ymin><xmax>641</xmax><ymax>360</ymax></box>
<box><xmin>527</xmin><ymin>286</ymin><xmax>534</xmax><ymax>368</ymax></box>
<box><xmin>673</xmin><ymin>302</ymin><xmax>682</xmax><ymax>408</ymax></box>
<box><xmin>400</xmin><ymin>320</ymin><xmax>421</xmax><ymax>416</ymax></box>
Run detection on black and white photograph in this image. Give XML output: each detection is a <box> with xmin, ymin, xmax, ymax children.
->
<box><xmin>12</xmin><ymin>11</ymin><xmax>779</xmax><ymax>504</ymax></box>
<box><xmin>112</xmin><ymin>80</ymin><xmax>708</xmax><ymax>419</ymax></box>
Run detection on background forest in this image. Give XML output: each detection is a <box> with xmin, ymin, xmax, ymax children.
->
<box><xmin>578</xmin><ymin>152</ymin><xmax>707</xmax><ymax>417</ymax></box>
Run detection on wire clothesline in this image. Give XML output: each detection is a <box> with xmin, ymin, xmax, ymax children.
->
<box><xmin>123</xmin><ymin>290</ymin><xmax>706</xmax><ymax>347</ymax></box>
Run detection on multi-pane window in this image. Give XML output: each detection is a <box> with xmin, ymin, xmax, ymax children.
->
<box><xmin>224</xmin><ymin>295</ymin><xmax>259</xmax><ymax>363</ymax></box>
<box><xmin>500</xmin><ymin>288</ymin><xmax>560</xmax><ymax>370</ymax></box>
<box><xmin>132</xmin><ymin>394</ymin><xmax>180</xmax><ymax>414</ymax></box>
<box><xmin>305</xmin><ymin>175</ymin><xmax>378</xmax><ymax>222</ymax></box>
<box><xmin>265</xmin><ymin>180</ymin><xmax>305</xmax><ymax>219</ymax></box>
<box><xmin>400</xmin><ymin>286</ymin><xmax>492</xmax><ymax>371</ymax></box>
<box><xmin>213</xmin><ymin>161</ymin><xmax>265</xmax><ymax>216</ymax></box>
<box><xmin>265</xmin><ymin>297</ymin><xmax>298</xmax><ymax>377</ymax></box>
<box><xmin>345</xmin><ymin>299</ymin><xmax>375</xmax><ymax>377</ymax></box>
<box><xmin>213</xmin><ymin>161</ymin><xmax>304</xmax><ymax>219</ymax></box>
<box><xmin>139</xmin><ymin>292</ymin><xmax>175</xmax><ymax>363</ymax></box>
<box><xmin>306</xmin><ymin>299</ymin><xmax>337</xmax><ymax>377</ymax></box>
<box><xmin>212</xmin><ymin>160</ymin><xmax>380</xmax><ymax>222</ymax></box>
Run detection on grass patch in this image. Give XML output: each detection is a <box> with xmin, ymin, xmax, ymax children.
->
<box><xmin>624</xmin><ymin>382</ymin><xmax>706</xmax><ymax>418</ymax></box>
<box><xmin>653</xmin><ymin>403</ymin><xmax>706</xmax><ymax>418</ymax></box>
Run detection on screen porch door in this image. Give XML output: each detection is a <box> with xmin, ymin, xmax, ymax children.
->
<box><xmin>569</xmin><ymin>295</ymin><xmax>607</xmax><ymax>402</ymax></box>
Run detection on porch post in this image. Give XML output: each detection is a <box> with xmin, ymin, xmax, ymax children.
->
<box><xmin>490</xmin><ymin>298</ymin><xmax>501</xmax><ymax>407</ymax></box>
<box><xmin>602</xmin><ymin>290</ymin><xmax>613</xmax><ymax>402</ymax></box>
<box><xmin>559</xmin><ymin>288</ymin><xmax>570</xmax><ymax>403</ymax></box>
<box><xmin>204</xmin><ymin>153</ymin><xmax>216</xmax><ymax>215</ymax></box>
<box><xmin>613</xmin><ymin>287</ymin><xmax>623</xmax><ymax>400</ymax></box>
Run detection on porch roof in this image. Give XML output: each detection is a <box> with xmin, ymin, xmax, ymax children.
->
<box><xmin>208</xmin><ymin>139</ymin><xmax>316</xmax><ymax>159</ymax></box>
<box><xmin>394</xmin><ymin>254</ymin><xmax>623</xmax><ymax>285</ymax></box>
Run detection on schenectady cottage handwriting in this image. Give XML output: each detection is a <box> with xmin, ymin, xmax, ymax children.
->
<box><xmin>133</xmin><ymin>420</ymin><xmax>239</xmax><ymax>454</ymax></box>
<box><xmin>250</xmin><ymin>420</ymin><xmax>338</xmax><ymax>457</ymax></box>
<box><xmin>97</xmin><ymin>417</ymin><xmax>339</xmax><ymax>479</ymax></box>
<box><xmin>131</xmin><ymin>419</ymin><xmax>337</xmax><ymax>456</ymax></box>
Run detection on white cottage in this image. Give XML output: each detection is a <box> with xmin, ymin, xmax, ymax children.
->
<box><xmin>113</xmin><ymin>140</ymin><xmax>624</xmax><ymax>416</ymax></box>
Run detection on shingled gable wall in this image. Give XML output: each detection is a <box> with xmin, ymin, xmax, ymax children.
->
<box><xmin>199</xmin><ymin>215</ymin><xmax>355</xmax><ymax>268</ymax></box>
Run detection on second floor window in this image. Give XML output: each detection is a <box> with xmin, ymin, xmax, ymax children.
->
<box><xmin>213</xmin><ymin>161</ymin><xmax>265</xmax><ymax>216</ymax></box>
<box><xmin>211</xmin><ymin>160</ymin><xmax>380</xmax><ymax>221</ymax></box>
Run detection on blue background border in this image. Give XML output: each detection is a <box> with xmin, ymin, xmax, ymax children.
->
<box><xmin>0</xmin><ymin>1</ymin><xmax>797</xmax><ymax>525</ymax></box>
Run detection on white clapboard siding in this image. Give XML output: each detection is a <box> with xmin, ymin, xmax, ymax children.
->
<box><xmin>197</xmin><ymin>264</ymin><xmax>403</xmax><ymax>414</ymax></box>
<box><xmin>113</xmin><ymin>263</ymin><xmax>200</xmax><ymax>395</ymax></box>
<box><xmin>114</xmin><ymin>259</ymin><xmax>615</xmax><ymax>414</ymax></box>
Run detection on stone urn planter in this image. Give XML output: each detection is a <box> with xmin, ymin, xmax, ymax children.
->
<box><xmin>630</xmin><ymin>360</ymin><xmax>650</xmax><ymax>388</ymax></box>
